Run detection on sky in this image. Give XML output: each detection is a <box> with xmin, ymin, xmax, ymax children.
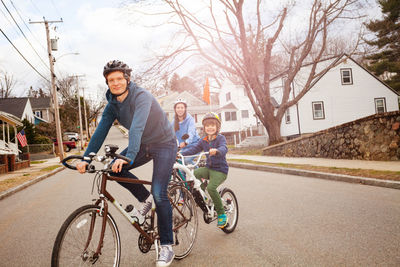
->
<box><xmin>0</xmin><ymin>0</ymin><xmax>177</xmax><ymax>101</ymax></box>
<box><xmin>0</xmin><ymin>0</ymin><xmax>382</xmax><ymax>101</ymax></box>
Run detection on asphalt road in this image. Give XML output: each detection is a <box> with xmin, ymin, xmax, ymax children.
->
<box><xmin>0</xmin><ymin>126</ymin><xmax>399</xmax><ymax>266</ymax></box>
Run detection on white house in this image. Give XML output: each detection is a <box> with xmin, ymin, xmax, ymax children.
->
<box><xmin>218</xmin><ymin>79</ymin><xmax>268</xmax><ymax>143</ymax></box>
<box><xmin>0</xmin><ymin>98</ymin><xmax>35</xmax><ymax>124</ymax></box>
<box><xmin>269</xmin><ymin>54</ymin><xmax>400</xmax><ymax>138</ymax></box>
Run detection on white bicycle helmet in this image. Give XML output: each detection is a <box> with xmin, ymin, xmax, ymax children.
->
<box><xmin>174</xmin><ymin>98</ymin><xmax>187</xmax><ymax>108</ymax></box>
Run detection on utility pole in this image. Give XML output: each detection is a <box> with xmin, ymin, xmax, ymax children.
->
<box><xmin>71</xmin><ymin>75</ymin><xmax>85</xmax><ymax>150</ymax></box>
<box><xmin>30</xmin><ymin>18</ymin><xmax>64</xmax><ymax>161</ymax></box>
<box><xmin>82</xmin><ymin>87</ymin><xmax>90</xmax><ymax>139</ymax></box>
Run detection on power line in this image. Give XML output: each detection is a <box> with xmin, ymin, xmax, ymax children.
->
<box><xmin>9</xmin><ymin>0</ymin><xmax>47</xmax><ymax>51</ymax></box>
<box><xmin>0</xmin><ymin>28</ymin><xmax>50</xmax><ymax>82</ymax></box>
<box><xmin>0</xmin><ymin>0</ymin><xmax>49</xmax><ymax>70</ymax></box>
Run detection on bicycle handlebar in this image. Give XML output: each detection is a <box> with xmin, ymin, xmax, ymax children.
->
<box><xmin>62</xmin><ymin>144</ymin><xmax>134</xmax><ymax>172</ymax></box>
<box><xmin>177</xmin><ymin>151</ymin><xmax>209</xmax><ymax>168</ymax></box>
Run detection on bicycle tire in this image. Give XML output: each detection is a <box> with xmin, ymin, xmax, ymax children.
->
<box><xmin>168</xmin><ymin>184</ymin><xmax>198</xmax><ymax>259</ymax></box>
<box><xmin>220</xmin><ymin>188</ymin><xmax>239</xmax><ymax>234</ymax></box>
<box><xmin>51</xmin><ymin>204</ymin><xmax>121</xmax><ymax>267</ymax></box>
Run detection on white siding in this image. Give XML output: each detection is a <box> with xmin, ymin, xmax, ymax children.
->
<box><xmin>219</xmin><ymin>80</ymin><xmax>259</xmax><ymax>133</ymax></box>
<box><xmin>273</xmin><ymin>56</ymin><xmax>399</xmax><ymax>136</ymax></box>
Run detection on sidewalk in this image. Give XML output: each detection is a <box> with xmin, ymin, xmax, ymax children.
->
<box><xmin>0</xmin><ymin>156</ymin><xmax>63</xmax><ymax>182</ymax></box>
<box><xmin>226</xmin><ymin>154</ymin><xmax>400</xmax><ymax>172</ymax></box>
<box><xmin>0</xmin><ymin>155</ymin><xmax>66</xmax><ymax>200</ymax></box>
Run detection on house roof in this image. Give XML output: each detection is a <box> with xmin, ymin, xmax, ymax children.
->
<box><xmin>0</xmin><ymin>111</ymin><xmax>22</xmax><ymax>126</ymax></box>
<box><xmin>29</xmin><ymin>97</ymin><xmax>52</xmax><ymax>109</ymax></box>
<box><xmin>0</xmin><ymin>98</ymin><xmax>29</xmax><ymax>119</ymax></box>
<box><xmin>272</xmin><ymin>54</ymin><xmax>400</xmax><ymax>97</ymax></box>
<box><xmin>219</xmin><ymin>102</ymin><xmax>238</xmax><ymax>110</ymax></box>
<box><xmin>159</xmin><ymin>91</ymin><xmax>209</xmax><ymax>111</ymax></box>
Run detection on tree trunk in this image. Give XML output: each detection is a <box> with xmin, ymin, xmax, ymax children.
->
<box><xmin>261</xmin><ymin>115</ymin><xmax>283</xmax><ymax>145</ymax></box>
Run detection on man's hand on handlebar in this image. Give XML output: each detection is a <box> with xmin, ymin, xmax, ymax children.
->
<box><xmin>112</xmin><ymin>158</ymin><xmax>128</xmax><ymax>173</ymax></box>
<box><xmin>76</xmin><ymin>161</ymin><xmax>89</xmax><ymax>174</ymax></box>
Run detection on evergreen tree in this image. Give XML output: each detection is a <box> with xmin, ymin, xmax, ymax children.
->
<box><xmin>365</xmin><ymin>0</ymin><xmax>400</xmax><ymax>92</ymax></box>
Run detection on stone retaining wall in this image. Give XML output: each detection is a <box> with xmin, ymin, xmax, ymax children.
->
<box><xmin>262</xmin><ymin>111</ymin><xmax>400</xmax><ymax>161</ymax></box>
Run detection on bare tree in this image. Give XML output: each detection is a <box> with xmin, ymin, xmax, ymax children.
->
<box><xmin>0</xmin><ymin>70</ymin><xmax>17</xmax><ymax>98</ymax></box>
<box><xmin>128</xmin><ymin>0</ymin><xmax>365</xmax><ymax>144</ymax></box>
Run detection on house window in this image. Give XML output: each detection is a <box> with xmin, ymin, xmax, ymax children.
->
<box><xmin>241</xmin><ymin>110</ymin><xmax>249</xmax><ymax>118</ymax></box>
<box><xmin>225</xmin><ymin>111</ymin><xmax>237</xmax><ymax>121</ymax></box>
<box><xmin>226</xmin><ymin>92</ymin><xmax>231</xmax><ymax>102</ymax></box>
<box><xmin>35</xmin><ymin>110</ymin><xmax>42</xmax><ymax>118</ymax></box>
<box><xmin>375</xmin><ymin>98</ymin><xmax>386</xmax><ymax>114</ymax></box>
<box><xmin>312</xmin><ymin>101</ymin><xmax>325</xmax><ymax>120</ymax></box>
<box><xmin>340</xmin><ymin>68</ymin><xmax>353</xmax><ymax>85</ymax></box>
<box><xmin>285</xmin><ymin>109</ymin><xmax>291</xmax><ymax>124</ymax></box>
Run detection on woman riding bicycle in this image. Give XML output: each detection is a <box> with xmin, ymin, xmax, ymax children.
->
<box><xmin>171</xmin><ymin>98</ymin><xmax>200</xmax><ymax>153</ymax></box>
<box><xmin>179</xmin><ymin>112</ymin><xmax>229</xmax><ymax>228</ymax></box>
<box><xmin>76</xmin><ymin>60</ymin><xmax>176</xmax><ymax>267</ymax></box>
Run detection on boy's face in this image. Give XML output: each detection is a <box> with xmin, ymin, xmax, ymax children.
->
<box><xmin>107</xmin><ymin>71</ymin><xmax>127</xmax><ymax>95</ymax></box>
<box><xmin>204</xmin><ymin>121</ymin><xmax>217</xmax><ymax>136</ymax></box>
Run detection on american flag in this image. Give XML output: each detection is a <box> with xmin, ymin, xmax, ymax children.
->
<box><xmin>17</xmin><ymin>129</ymin><xmax>28</xmax><ymax>147</ymax></box>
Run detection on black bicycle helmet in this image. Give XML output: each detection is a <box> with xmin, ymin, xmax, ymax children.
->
<box><xmin>202</xmin><ymin>112</ymin><xmax>221</xmax><ymax>132</ymax></box>
<box><xmin>103</xmin><ymin>60</ymin><xmax>132</xmax><ymax>81</ymax></box>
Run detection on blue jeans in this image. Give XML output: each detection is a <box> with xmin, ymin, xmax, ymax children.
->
<box><xmin>112</xmin><ymin>139</ymin><xmax>177</xmax><ymax>245</ymax></box>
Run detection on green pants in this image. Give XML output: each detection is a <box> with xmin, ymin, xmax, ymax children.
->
<box><xmin>194</xmin><ymin>167</ymin><xmax>227</xmax><ymax>215</ymax></box>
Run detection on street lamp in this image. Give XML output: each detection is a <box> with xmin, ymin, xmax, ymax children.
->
<box><xmin>53</xmin><ymin>52</ymin><xmax>79</xmax><ymax>62</ymax></box>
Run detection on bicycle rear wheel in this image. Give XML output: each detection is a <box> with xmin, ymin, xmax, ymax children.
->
<box><xmin>220</xmin><ymin>188</ymin><xmax>239</xmax><ymax>233</ymax></box>
<box><xmin>51</xmin><ymin>204</ymin><xmax>121</xmax><ymax>267</ymax></box>
<box><xmin>168</xmin><ymin>184</ymin><xmax>198</xmax><ymax>259</ymax></box>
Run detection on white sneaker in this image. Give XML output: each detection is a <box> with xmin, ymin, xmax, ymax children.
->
<box><xmin>138</xmin><ymin>198</ymin><xmax>152</xmax><ymax>216</ymax></box>
<box><xmin>156</xmin><ymin>245</ymin><xmax>175</xmax><ymax>267</ymax></box>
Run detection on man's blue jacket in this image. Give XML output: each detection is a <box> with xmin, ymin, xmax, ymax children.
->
<box><xmin>84</xmin><ymin>82</ymin><xmax>175</xmax><ymax>162</ymax></box>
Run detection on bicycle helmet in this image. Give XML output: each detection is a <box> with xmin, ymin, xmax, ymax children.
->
<box><xmin>202</xmin><ymin>112</ymin><xmax>221</xmax><ymax>132</ymax></box>
<box><xmin>174</xmin><ymin>98</ymin><xmax>187</xmax><ymax>108</ymax></box>
<box><xmin>103</xmin><ymin>60</ymin><xmax>132</xmax><ymax>82</ymax></box>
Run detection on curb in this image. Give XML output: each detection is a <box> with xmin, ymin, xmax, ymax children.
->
<box><xmin>0</xmin><ymin>166</ymin><xmax>66</xmax><ymax>201</ymax></box>
<box><xmin>228</xmin><ymin>162</ymin><xmax>400</xmax><ymax>190</ymax></box>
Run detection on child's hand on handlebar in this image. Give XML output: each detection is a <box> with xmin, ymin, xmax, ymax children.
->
<box><xmin>76</xmin><ymin>161</ymin><xmax>89</xmax><ymax>174</ymax></box>
<box><xmin>209</xmin><ymin>148</ymin><xmax>218</xmax><ymax>156</ymax></box>
<box><xmin>112</xmin><ymin>158</ymin><xmax>128</xmax><ymax>173</ymax></box>
<box><xmin>179</xmin><ymin>142</ymin><xmax>187</xmax><ymax>148</ymax></box>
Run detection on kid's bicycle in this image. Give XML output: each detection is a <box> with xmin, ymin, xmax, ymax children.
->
<box><xmin>51</xmin><ymin>144</ymin><xmax>198</xmax><ymax>267</ymax></box>
<box><xmin>171</xmin><ymin>152</ymin><xmax>238</xmax><ymax>233</ymax></box>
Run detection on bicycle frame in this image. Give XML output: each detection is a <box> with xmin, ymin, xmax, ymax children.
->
<box><xmin>173</xmin><ymin>153</ymin><xmax>217</xmax><ymax>218</ymax></box>
<box><xmin>88</xmin><ymin>172</ymin><xmax>190</xmax><ymax>259</ymax></box>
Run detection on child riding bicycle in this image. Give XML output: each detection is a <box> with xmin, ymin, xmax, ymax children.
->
<box><xmin>179</xmin><ymin>112</ymin><xmax>229</xmax><ymax>228</ymax></box>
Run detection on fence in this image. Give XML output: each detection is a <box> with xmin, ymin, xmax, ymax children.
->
<box><xmin>22</xmin><ymin>144</ymin><xmax>55</xmax><ymax>160</ymax></box>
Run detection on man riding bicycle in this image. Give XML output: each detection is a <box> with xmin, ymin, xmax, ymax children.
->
<box><xmin>76</xmin><ymin>60</ymin><xmax>176</xmax><ymax>267</ymax></box>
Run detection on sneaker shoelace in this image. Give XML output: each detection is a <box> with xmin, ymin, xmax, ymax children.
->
<box><xmin>158</xmin><ymin>247</ymin><xmax>171</xmax><ymax>262</ymax></box>
<box><xmin>139</xmin><ymin>200</ymin><xmax>152</xmax><ymax>216</ymax></box>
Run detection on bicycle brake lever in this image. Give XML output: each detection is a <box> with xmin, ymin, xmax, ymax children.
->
<box><xmin>87</xmin><ymin>164</ymin><xmax>96</xmax><ymax>173</ymax></box>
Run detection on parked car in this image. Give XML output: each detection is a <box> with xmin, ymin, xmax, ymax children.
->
<box><xmin>63</xmin><ymin>132</ymin><xmax>79</xmax><ymax>141</ymax></box>
<box><xmin>53</xmin><ymin>138</ymin><xmax>76</xmax><ymax>152</ymax></box>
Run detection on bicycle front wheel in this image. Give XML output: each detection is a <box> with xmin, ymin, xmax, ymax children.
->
<box><xmin>51</xmin><ymin>205</ymin><xmax>121</xmax><ymax>267</ymax></box>
<box><xmin>220</xmin><ymin>188</ymin><xmax>239</xmax><ymax>233</ymax></box>
<box><xmin>169</xmin><ymin>184</ymin><xmax>198</xmax><ymax>259</ymax></box>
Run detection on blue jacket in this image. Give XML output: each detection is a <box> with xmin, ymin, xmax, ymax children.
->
<box><xmin>84</xmin><ymin>82</ymin><xmax>175</xmax><ymax>162</ymax></box>
<box><xmin>181</xmin><ymin>134</ymin><xmax>229</xmax><ymax>174</ymax></box>
<box><xmin>172</xmin><ymin>114</ymin><xmax>200</xmax><ymax>146</ymax></box>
